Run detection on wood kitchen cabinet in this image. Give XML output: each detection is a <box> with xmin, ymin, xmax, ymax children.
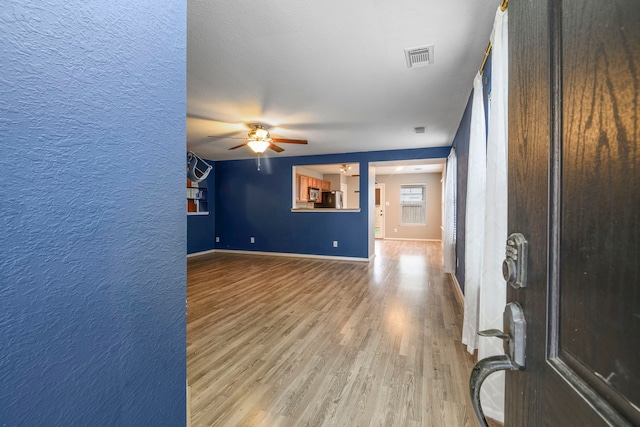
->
<box><xmin>296</xmin><ymin>174</ymin><xmax>331</xmax><ymax>203</ymax></box>
<box><xmin>297</xmin><ymin>174</ymin><xmax>309</xmax><ymax>201</ymax></box>
<box><xmin>318</xmin><ymin>179</ymin><xmax>330</xmax><ymax>203</ymax></box>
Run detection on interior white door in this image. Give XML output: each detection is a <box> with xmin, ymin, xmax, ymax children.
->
<box><xmin>374</xmin><ymin>184</ymin><xmax>385</xmax><ymax>239</ymax></box>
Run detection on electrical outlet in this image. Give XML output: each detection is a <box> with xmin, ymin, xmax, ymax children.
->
<box><xmin>394</xmin><ymin>228</ymin><xmax>398</xmax><ymax>233</ymax></box>
<box><xmin>215</xmin><ymin>237</ymin><xmax>220</xmax><ymax>242</ymax></box>
<box><xmin>333</xmin><ymin>241</ymin><xmax>338</xmax><ymax>247</ymax></box>
<box><xmin>250</xmin><ymin>237</ymin><xmax>255</xmax><ymax>243</ymax></box>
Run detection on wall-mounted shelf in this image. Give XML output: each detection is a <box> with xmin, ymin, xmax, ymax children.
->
<box><xmin>187</xmin><ymin>180</ymin><xmax>208</xmax><ymax>214</ymax></box>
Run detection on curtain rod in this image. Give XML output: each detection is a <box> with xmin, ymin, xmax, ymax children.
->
<box><xmin>478</xmin><ymin>0</ymin><xmax>508</xmax><ymax>74</ymax></box>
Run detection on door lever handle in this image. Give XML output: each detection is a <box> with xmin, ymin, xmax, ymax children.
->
<box><xmin>470</xmin><ymin>355</ymin><xmax>520</xmax><ymax>427</ymax></box>
<box><xmin>469</xmin><ymin>303</ymin><xmax>527</xmax><ymax>427</ymax></box>
<box><xmin>477</xmin><ymin>329</ymin><xmax>510</xmax><ymax>340</ymax></box>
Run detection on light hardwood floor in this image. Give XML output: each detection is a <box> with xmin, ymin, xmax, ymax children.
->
<box><xmin>187</xmin><ymin>240</ymin><xmax>485</xmax><ymax>427</ymax></box>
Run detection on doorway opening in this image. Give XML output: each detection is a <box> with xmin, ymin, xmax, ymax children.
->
<box><xmin>370</xmin><ymin>159</ymin><xmax>446</xmax><ymax>242</ymax></box>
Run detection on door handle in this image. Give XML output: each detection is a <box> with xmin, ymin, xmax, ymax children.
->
<box><xmin>470</xmin><ymin>302</ymin><xmax>526</xmax><ymax>427</ymax></box>
<box><xmin>470</xmin><ymin>355</ymin><xmax>519</xmax><ymax>427</ymax></box>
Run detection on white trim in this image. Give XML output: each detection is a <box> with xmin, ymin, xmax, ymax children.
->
<box><xmin>375</xmin><ymin>183</ymin><xmax>385</xmax><ymax>239</ymax></box>
<box><xmin>187</xmin><ymin>249</ymin><xmax>217</xmax><ymax>258</ymax></box>
<box><xmin>291</xmin><ymin>208</ymin><xmax>361</xmax><ymax>213</ymax></box>
<box><xmin>399</xmin><ymin>182</ymin><xmax>427</xmax><ymax>226</ymax></box>
<box><xmin>206</xmin><ymin>249</ymin><xmax>370</xmax><ymax>262</ymax></box>
<box><xmin>383</xmin><ymin>238</ymin><xmax>441</xmax><ymax>242</ymax></box>
<box><xmin>449</xmin><ymin>273</ymin><xmax>465</xmax><ymax>310</ymax></box>
<box><xmin>186</xmin><ymin>381</ymin><xmax>192</xmax><ymax>427</ymax></box>
<box><xmin>482</xmin><ymin>408</ymin><xmax>505</xmax><ymax>427</ymax></box>
<box><xmin>187</xmin><ymin>211</ymin><xmax>209</xmax><ymax>216</ymax></box>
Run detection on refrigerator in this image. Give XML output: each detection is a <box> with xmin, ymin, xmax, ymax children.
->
<box><xmin>315</xmin><ymin>190</ymin><xmax>344</xmax><ymax>209</ymax></box>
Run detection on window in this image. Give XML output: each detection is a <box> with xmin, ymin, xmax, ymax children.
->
<box><xmin>400</xmin><ymin>184</ymin><xmax>426</xmax><ymax>225</ymax></box>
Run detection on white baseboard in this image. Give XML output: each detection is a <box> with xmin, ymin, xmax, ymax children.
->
<box><xmin>449</xmin><ymin>272</ymin><xmax>464</xmax><ymax>309</ymax></box>
<box><xmin>383</xmin><ymin>238</ymin><xmax>442</xmax><ymax>242</ymax></box>
<box><xmin>202</xmin><ymin>248</ymin><xmax>370</xmax><ymax>262</ymax></box>
<box><xmin>482</xmin><ymin>407</ymin><xmax>505</xmax><ymax>426</ymax></box>
<box><xmin>186</xmin><ymin>382</ymin><xmax>191</xmax><ymax>427</ymax></box>
<box><xmin>187</xmin><ymin>249</ymin><xmax>216</xmax><ymax>258</ymax></box>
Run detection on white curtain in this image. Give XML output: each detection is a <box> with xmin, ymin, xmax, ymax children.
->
<box><xmin>478</xmin><ymin>7</ymin><xmax>509</xmax><ymax>423</ymax></box>
<box><xmin>443</xmin><ymin>148</ymin><xmax>457</xmax><ymax>274</ymax></box>
<box><xmin>461</xmin><ymin>72</ymin><xmax>487</xmax><ymax>353</ymax></box>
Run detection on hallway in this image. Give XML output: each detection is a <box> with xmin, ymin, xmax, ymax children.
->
<box><xmin>187</xmin><ymin>241</ymin><xmax>481</xmax><ymax>426</ymax></box>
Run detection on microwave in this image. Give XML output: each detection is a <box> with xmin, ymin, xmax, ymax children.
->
<box><xmin>308</xmin><ymin>187</ymin><xmax>320</xmax><ymax>202</ymax></box>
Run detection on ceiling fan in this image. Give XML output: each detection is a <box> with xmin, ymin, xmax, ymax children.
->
<box><xmin>209</xmin><ymin>124</ymin><xmax>307</xmax><ymax>154</ymax></box>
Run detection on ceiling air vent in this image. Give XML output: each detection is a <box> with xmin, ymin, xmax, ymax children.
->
<box><xmin>414</xmin><ymin>126</ymin><xmax>426</xmax><ymax>134</ymax></box>
<box><xmin>404</xmin><ymin>45</ymin><xmax>434</xmax><ymax>68</ymax></box>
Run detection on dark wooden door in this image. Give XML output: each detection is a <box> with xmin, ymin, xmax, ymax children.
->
<box><xmin>506</xmin><ymin>0</ymin><xmax>639</xmax><ymax>425</ymax></box>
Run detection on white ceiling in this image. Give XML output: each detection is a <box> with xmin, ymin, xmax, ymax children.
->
<box><xmin>373</xmin><ymin>158</ymin><xmax>444</xmax><ymax>175</ymax></box>
<box><xmin>300</xmin><ymin>163</ymin><xmax>361</xmax><ymax>176</ymax></box>
<box><xmin>187</xmin><ymin>0</ymin><xmax>500</xmax><ymax>161</ymax></box>
<box><xmin>296</xmin><ymin>158</ymin><xmax>443</xmax><ymax>176</ymax></box>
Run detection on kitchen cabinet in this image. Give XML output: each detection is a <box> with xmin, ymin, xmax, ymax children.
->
<box><xmin>319</xmin><ymin>180</ymin><xmax>331</xmax><ymax>204</ymax></box>
<box><xmin>297</xmin><ymin>174</ymin><xmax>309</xmax><ymax>201</ymax></box>
<box><xmin>296</xmin><ymin>174</ymin><xmax>331</xmax><ymax>203</ymax></box>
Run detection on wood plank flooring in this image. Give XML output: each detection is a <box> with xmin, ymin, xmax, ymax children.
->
<box><xmin>187</xmin><ymin>240</ymin><xmax>484</xmax><ymax>427</ymax></box>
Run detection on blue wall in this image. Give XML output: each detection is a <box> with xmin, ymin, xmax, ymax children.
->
<box><xmin>187</xmin><ymin>169</ymin><xmax>216</xmax><ymax>254</ymax></box>
<box><xmin>451</xmin><ymin>55</ymin><xmax>492</xmax><ymax>292</ymax></box>
<box><xmin>213</xmin><ymin>147</ymin><xmax>450</xmax><ymax>259</ymax></box>
<box><xmin>0</xmin><ymin>2</ymin><xmax>186</xmax><ymax>425</ymax></box>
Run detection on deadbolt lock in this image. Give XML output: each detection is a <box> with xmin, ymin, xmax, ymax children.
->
<box><xmin>503</xmin><ymin>233</ymin><xmax>528</xmax><ymax>289</ymax></box>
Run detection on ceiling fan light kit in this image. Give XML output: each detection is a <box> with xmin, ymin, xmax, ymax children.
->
<box><xmin>249</xmin><ymin>125</ymin><xmax>269</xmax><ymax>140</ymax></box>
<box><xmin>219</xmin><ymin>123</ymin><xmax>308</xmax><ymax>154</ymax></box>
<box><xmin>247</xmin><ymin>139</ymin><xmax>270</xmax><ymax>153</ymax></box>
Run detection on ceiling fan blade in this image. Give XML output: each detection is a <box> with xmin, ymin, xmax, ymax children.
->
<box><xmin>228</xmin><ymin>142</ymin><xmax>249</xmax><ymax>150</ymax></box>
<box><xmin>271</xmin><ymin>138</ymin><xmax>308</xmax><ymax>144</ymax></box>
<box><xmin>207</xmin><ymin>135</ymin><xmax>247</xmax><ymax>139</ymax></box>
<box><xmin>269</xmin><ymin>143</ymin><xmax>284</xmax><ymax>153</ymax></box>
